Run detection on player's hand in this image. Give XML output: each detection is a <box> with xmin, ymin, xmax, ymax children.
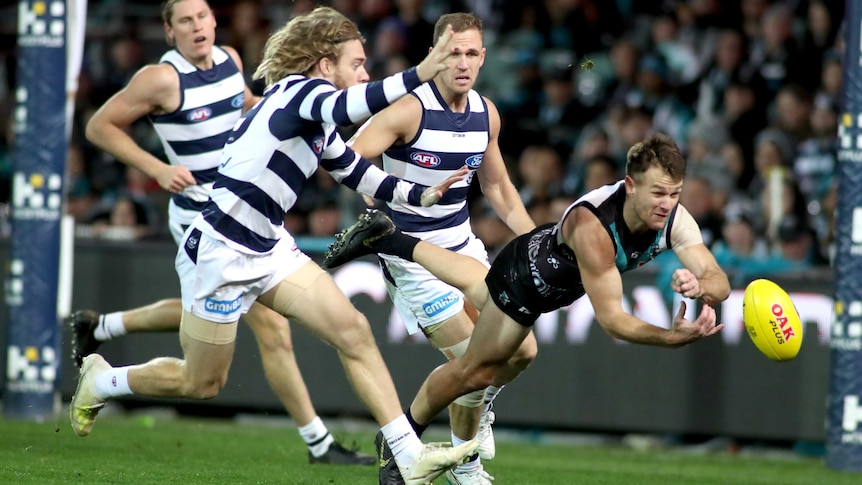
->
<box><xmin>420</xmin><ymin>165</ymin><xmax>469</xmax><ymax>207</ymax></box>
<box><xmin>416</xmin><ymin>25</ymin><xmax>454</xmax><ymax>82</ymax></box>
<box><xmin>671</xmin><ymin>268</ymin><xmax>703</xmax><ymax>299</ymax></box>
<box><xmin>667</xmin><ymin>301</ymin><xmax>723</xmax><ymax>347</ymax></box>
<box><xmin>157</xmin><ymin>165</ymin><xmax>197</xmax><ymax>194</ymax></box>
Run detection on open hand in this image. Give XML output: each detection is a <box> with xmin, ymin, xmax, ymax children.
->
<box><xmin>420</xmin><ymin>166</ymin><xmax>469</xmax><ymax>207</ymax></box>
<box><xmin>416</xmin><ymin>25</ymin><xmax>454</xmax><ymax>82</ymax></box>
<box><xmin>667</xmin><ymin>301</ymin><xmax>724</xmax><ymax>347</ymax></box>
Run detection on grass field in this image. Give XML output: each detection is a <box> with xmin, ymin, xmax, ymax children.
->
<box><xmin>0</xmin><ymin>413</ymin><xmax>858</xmax><ymax>485</ymax></box>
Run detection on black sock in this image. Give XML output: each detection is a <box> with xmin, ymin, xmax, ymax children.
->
<box><xmin>405</xmin><ymin>408</ymin><xmax>428</xmax><ymax>439</ymax></box>
<box><xmin>376</xmin><ymin>230</ymin><xmax>419</xmax><ymax>262</ymax></box>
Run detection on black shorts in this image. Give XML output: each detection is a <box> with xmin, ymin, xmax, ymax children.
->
<box><xmin>485</xmin><ymin>234</ymin><xmax>541</xmax><ymax>327</ymax></box>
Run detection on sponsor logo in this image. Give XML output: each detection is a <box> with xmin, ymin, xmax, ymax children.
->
<box><xmin>850</xmin><ymin>208</ymin><xmax>862</xmax><ymax>257</ymax></box>
<box><xmin>843</xmin><ymin>395</ymin><xmax>862</xmax><ymax>432</ymax></box>
<box><xmin>464</xmin><ymin>154</ymin><xmax>483</xmax><ymax>168</ymax></box>
<box><xmin>422</xmin><ymin>291</ymin><xmax>459</xmax><ymax>317</ymax></box>
<box><xmin>18</xmin><ymin>0</ymin><xmax>66</xmax><ymax>48</ymax></box>
<box><xmin>831</xmin><ymin>300</ymin><xmax>862</xmax><ymax>351</ymax></box>
<box><xmin>838</xmin><ymin>113</ymin><xmax>862</xmax><ymax>162</ymax></box>
<box><xmin>231</xmin><ymin>94</ymin><xmax>245</xmax><ymax>108</ymax></box>
<box><xmin>6</xmin><ymin>344</ymin><xmax>56</xmax><ymax>393</ymax></box>
<box><xmin>204</xmin><ymin>296</ymin><xmax>242</xmax><ymax>315</ymax></box>
<box><xmin>5</xmin><ymin>258</ymin><xmax>24</xmax><ymax>307</ymax></box>
<box><xmin>15</xmin><ymin>87</ymin><xmax>27</xmax><ymax>134</ymax></box>
<box><xmin>188</xmin><ymin>107</ymin><xmax>212</xmax><ymax>122</ymax></box>
<box><xmin>411</xmin><ymin>152</ymin><xmax>441</xmax><ymax>168</ymax></box>
<box><xmin>769</xmin><ymin>303</ymin><xmax>796</xmax><ymax>343</ymax></box>
<box><xmin>12</xmin><ymin>172</ymin><xmax>62</xmax><ymax>221</ymax></box>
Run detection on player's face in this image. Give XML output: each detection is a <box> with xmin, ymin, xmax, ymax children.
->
<box><xmin>166</xmin><ymin>0</ymin><xmax>217</xmax><ymax>66</ymax></box>
<box><xmin>331</xmin><ymin>40</ymin><xmax>371</xmax><ymax>90</ymax></box>
<box><xmin>626</xmin><ymin>166</ymin><xmax>683</xmax><ymax>232</ymax></box>
<box><xmin>435</xmin><ymin>28</ymin><xmax>485</xmax><ymax>96</ymax></box>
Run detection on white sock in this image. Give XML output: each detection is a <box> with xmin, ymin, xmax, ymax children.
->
<box><xmin>93</xmin><ymin>312</ymin><xmax>127</xmax><ymax>341</ymax></box>
<box><xmin>483</xmin><ymin>385</ymin><xmax>504</xmax><ymax>413</ymax></box>
<box><xmin>382</xmin><ymin>415</ymin><xmax>422</xmax><ymax>471</ymax></box>
<box><xmin>452</xmin><ymin>431</ymin><xmax>480</xmax><ymax>473</ymax></box>
<box><xmin>299</xmin><ymin>416</ymin><xmax>333</xmax><ymax>457</ymax></box>
<box><xmin>93</xmin><ymin>366</ymin><xmax>133</xmax><ymax>399</ymax></box>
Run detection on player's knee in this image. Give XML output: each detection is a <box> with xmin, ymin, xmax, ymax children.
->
<box><xmin>331</xmin><ymin>312</ymin><xmax>375</xmax><ymax>355</ymax></box>
<box><xmin>461</xmin><ymin>361</ymin><xmax>498</xmax><ymax>392</ymax></box>
<box><xmin>183</xmin><ymin>373</ymin><xmax>227</xmax><ymax>399</ymax></box>
<box><xmin>256</xmin><ymin>321</ymin><xmax>295</xmax><ymax>354</ymax></box>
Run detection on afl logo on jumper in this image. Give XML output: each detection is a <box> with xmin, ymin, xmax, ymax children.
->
<box><xmin>188</xmin><ymin>107</ymin><xmax>212</xmax><ymax>122</ymax></box>
<box><xmin>465</xmin><ymin>154</ymin><xmax>483</xmax><ymax>168</ymax></box>
<box><xmin>411</xmin><ymin>152</ymin><xmax>441</xmax><ymax>167</ymax></box>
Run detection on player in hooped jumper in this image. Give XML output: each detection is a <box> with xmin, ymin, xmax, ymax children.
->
<box><xmin>71</xmin><ymin>7</ymin><xmax>478</xmax><ymax>484</ymax></box>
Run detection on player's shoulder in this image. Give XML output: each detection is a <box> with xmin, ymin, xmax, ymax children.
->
<box><xmin>378</xmin><ymin>93</ymin><xmax>422</xmax><ymax>120</ymax></box>
<box><xmin>130</xmin><ymin>63</ymin><xmax>179</xmax><ymax>91</ymax></box>
<box><xmin>218</xmin><ymin>45</ymin><xmax>243</xmax><ymax>68</ymax></box>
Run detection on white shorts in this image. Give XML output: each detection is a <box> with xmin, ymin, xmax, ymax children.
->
<box><xmin>175</xmin><ymin>227</ymin><xmax>311</xmax><ymax>323</ymax></box>
<box><xmin>168</xmin><ymin>199</ymin><xmax>201</xmax><ymax>245</ymax></box>
<box><xmin>380</xmin><ymin>234</ymin><xmax>489</xmax><ymax>335</ymax></box>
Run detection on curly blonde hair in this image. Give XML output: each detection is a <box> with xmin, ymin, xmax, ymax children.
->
<box><xmin>253</xmin><ymin>7</ymin><xmax>364</xmax><ymax>87</ymax></box>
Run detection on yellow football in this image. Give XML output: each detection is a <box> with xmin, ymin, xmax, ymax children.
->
<box><xmin>742</xmin><ymin>279</ymin><xmax>803</xmax><ymax>362</ymax></box>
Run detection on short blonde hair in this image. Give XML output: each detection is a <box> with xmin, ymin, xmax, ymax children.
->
<box><xmin>253</xmin><ymin>7</ymin><xmax>364</xmax><ymax>87</ymax></box>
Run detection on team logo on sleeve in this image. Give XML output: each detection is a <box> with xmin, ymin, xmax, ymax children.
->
<box><xmin>411</xmin><ymin>152</ymin><xmax>441</xmax><ymax>167</ymax></box>
<box><xmin>312</xmin><ymin>136</ymin><xmax>324</xmax><ymax>153</ymax></box>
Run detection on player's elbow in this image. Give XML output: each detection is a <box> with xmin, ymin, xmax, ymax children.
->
<box><xmin>84</xmin><ymin>117</ymin><xmax>106</xmax><ymax>146</ymax></box>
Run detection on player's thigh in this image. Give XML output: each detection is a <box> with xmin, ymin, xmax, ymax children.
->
<box><xmin>424</xmin><ymin>310</ymin><xmax>476</xmax><ymax>350</ymax></box>
<box><xmin>463</xmin><ymin>303</ymin><xmax>532</xmax><ymax>367</ymax></box>
<box><xmin>179</xmin><ymin>310</ymin><xmax>237</xmax><ymax>384</ymax></box>
<box><xmin>257</xmin><ymin>262</ymin><xmax>369</xmax><ymax>348</ymax></box>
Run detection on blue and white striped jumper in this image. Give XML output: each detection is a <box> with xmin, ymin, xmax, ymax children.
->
<box><xmin>149</xmin><ymin>46</ymin><xmax>246</xmax><ymax>243</ymax></box>
<box><xmin>382</xmin><ymin>82</ymin><xmax>489</xmax><ymax>250</ymax></box>
<box><xmin>373</xmin><ymin>82</ymin><xmax>491</xmax><ymax>333</ymax></box>
<box><xmin>195</xmin><ymin>68</ymin><xmax>428</xmax><ymax>254</ymax></box>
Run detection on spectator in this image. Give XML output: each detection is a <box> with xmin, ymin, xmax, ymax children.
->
<box><xmin>793</xmin><ymin>93</ymin><xmax>837</xmax><ymax>210</ymax></box>
<box><xmin>722</xmin><ymin>79</ymin><xmax>768</xmax><ymax>187</ymax></box>
<box><xmin>393</xmin><ymin>0</ymin><xmax>436</xmax><ymax>65</ymax></box>
<box><xmin>581</xmin><ymin>155</ymin><xmax>620</xmax><ymax>193</ymax></box>
<box><xmin>630</xmin><ymin>54</ymin><xmax>694</xmax><ymax>148</ymax></box>
<box><xmin>517</xmin><ymin>144</ymin><xmax>565</xmax><ymax>209</ymax></box>
<box><xmin>225</xmin><ymin>0</ymin><xmax>271</xmax><ymax>94</ymax></box>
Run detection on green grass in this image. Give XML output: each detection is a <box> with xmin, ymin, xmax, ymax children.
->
<box><xmin>0</xmin><ymin>415</ymin><xmax>858</xmax><ymax>485</ymax></box>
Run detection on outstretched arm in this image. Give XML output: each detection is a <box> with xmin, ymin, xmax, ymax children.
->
<box><xmin>323</xmin><ymin>133</ymin><xmax>467</xmax><ymax>207</ymax></box>
<box><xmin>297</xmin><ymin>26</ymin><xmax>455</xmax><ymax>126</ymax></box>
<box><xmin>566</xmin><ymin>207</ymin><xmax>723</xmax><ymax>347</ymax></box>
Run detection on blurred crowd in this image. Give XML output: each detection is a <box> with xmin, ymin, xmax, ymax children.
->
<box><xmin>0</xmin><ymin>0</ymin><xmax>844</xmax><ymax>280</ymax></box>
